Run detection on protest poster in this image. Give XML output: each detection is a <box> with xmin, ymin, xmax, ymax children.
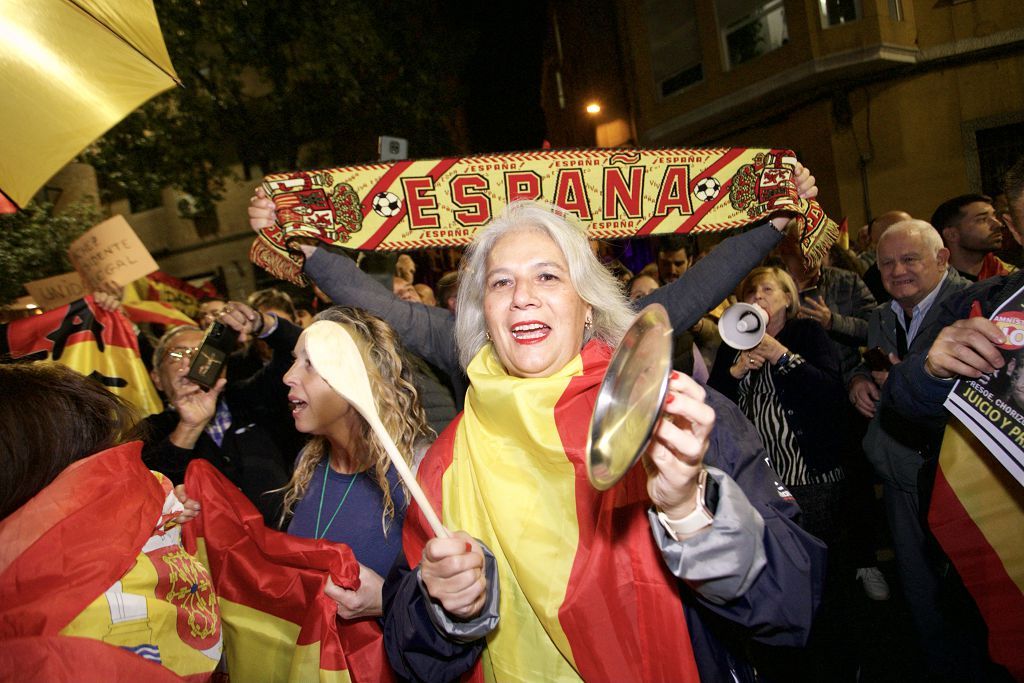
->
<box><xmin>68</xmin><ymin>215</ymin><xmax>158</xmax><ymax>289</ymax></box>
<box><xmin>24</xmin><ymin>271</ymin><xmax>88</xmax><ymax>311</ymax></box>
<box><xmin>944</xmin><ymin>281</ymin><xmax>1024</xmax><ymax>487</ymax></box>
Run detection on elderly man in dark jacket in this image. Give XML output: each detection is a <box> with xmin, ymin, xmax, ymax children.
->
<box><xmin>847</xmin><ymin>219</ymin><xmax>972</xmax><ymax>676</ymax></box>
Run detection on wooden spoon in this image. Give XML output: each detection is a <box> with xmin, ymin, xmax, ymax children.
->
<box><xmin>304</xmin><ymin>320</ymin><xmax>449</xmax><ymax>538</ymax></box>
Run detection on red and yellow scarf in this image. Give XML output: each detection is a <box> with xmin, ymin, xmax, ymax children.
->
<box><xmin>404</xmin><ymin>341</ymin><xmax>699</xmax><ymax>682</ymax></box>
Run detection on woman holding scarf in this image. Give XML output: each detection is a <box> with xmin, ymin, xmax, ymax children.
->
<box><xmin>381</xmin><ymin>201</ymin><xmax>827</xmax><ymax>682</ymax></box>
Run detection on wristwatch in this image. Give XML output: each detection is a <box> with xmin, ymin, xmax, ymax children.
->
<box><xmin>656</xmin><ymin>469</ymin><xmax>714</xmax><ymax>540</ymax></box>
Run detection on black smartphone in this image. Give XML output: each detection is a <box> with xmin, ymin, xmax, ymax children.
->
<box><xmin>186</xmin><ymin>321</ymin><xmax>239</xmax><ymax>390</ymax></box>
<box><xmin>863</xmin><ymin>346</ymin><xmax>893</xmax><ymax>372</ymax></box>
<box><xmin>800</xmin><ymin>286</ymin><xmax>820</xmax><ymax>303</ymax></box>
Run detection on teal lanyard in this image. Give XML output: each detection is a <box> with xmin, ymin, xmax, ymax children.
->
<box><xmin>314</xmin><ymin>463</ymin><xmax>359</xmax><ymax>540</ymax></box>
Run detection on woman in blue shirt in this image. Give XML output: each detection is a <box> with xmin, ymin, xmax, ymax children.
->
<box><xmin>280</xmin><ymin>306</ymin><xmax>433</xmax><ymax>618</ymax></box>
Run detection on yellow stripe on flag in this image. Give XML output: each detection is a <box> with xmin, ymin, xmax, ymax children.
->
<box><xmin>446</xmin><ymin>347</ymin><xmax>583</xmax><ymax>682</ymax></box>
<box><xmin>193</xmin><ymin>539</ymin><xmax>353</xmax><ymax>683</ymax></box>
<box><xmin>939</xmin><ymin>422</ymin><xmax>1024</xmax><ymax>593</ymax></box>
<box><xmin>62</xmin><ymin>341</ymin><xmax>163</xmax><ymax>417</ymax></box>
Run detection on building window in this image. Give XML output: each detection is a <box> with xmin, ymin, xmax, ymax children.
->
<box><xmin>643</xmin><ymin>0</ymin><xmax>704</xmax><ymax>98</ymax></box>
<box><xmin>975</xmin><ymin>122</ymin><xmax>1024</xmax><ymax>198</ymax></box>
<box><xmin>717</xmin><ymin>0</ymin><xmax>789</xmax><ymax>69</ymax></box>
<box><xmin>819</xmin><ymin>0</ymin><xmax>861</xmax><ymax>27</ymax></box>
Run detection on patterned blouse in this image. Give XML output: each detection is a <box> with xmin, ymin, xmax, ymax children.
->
<box><xmin>738</xmin><ymin>353</ymin><xmax>844</xmax><ymax>486</ymax></box>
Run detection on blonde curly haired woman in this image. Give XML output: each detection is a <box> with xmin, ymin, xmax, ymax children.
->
<box><xmin>280</xmin><ymin>306</ymin><xmax>433</xmax><ymax>619</ymax></box>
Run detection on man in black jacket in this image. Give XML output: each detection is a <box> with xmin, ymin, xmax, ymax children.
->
<box><xmin>143</xmin><ymin>302</ymin><xmax>299</xmax><ymax>525</ymax></box>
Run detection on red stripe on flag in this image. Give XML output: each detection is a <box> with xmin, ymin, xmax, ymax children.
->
<box><xmin>553</xmin><ymin>343</ymin><xmax>699</xmax><ymax>682</ymax></box>
<box><xmin>3</xmin><ymin>298</ymin><xmax>141</xmax><ymax>360</ymax></box>
<box><xmin>402</xmin><ymin>417</ymin><xmax>461</xmax><ymax>565</ymax></box>
<box><xmin>929</xmin><ymin>466</ymin><xmax>1024</xmax><ymax>678</ymax></box>
<box><xmin>361</xmin><ymin>158</ymin><xmax>459</xmax><ymax>250</ymax></box>
<box><xmin>0</xmin><ymin>635</ymin><xmax>189</xmax><ymax>683</ymax></box>
<box><xmin>0</xmin><ymin>444</ymin><xmax>162</xmax><ymax>639</ymax></box>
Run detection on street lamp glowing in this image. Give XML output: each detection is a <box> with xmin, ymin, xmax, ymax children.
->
<box><xmin>585</xmin><ymin>102</ymin><xmax>601</xmax><ymax>115</ymax></box>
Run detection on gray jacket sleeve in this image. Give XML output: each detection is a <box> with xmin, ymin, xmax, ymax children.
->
<box><xmin>826</xmin><ymin>269</ymin><xmax>875</xmax><ymax>345</ymax></box>
<box><xmin>416</xmin><ymin>543</ymin><xmax>500</xmax><ymax>643</ymax></box>
<box><xmin>639</xmin><ymin>223</ymin><xmax>782</xmax><ymax>330</ymax></box>
<box><xmin>304</xmin><ymin>247</ymin><xmax>462</xmax><ymax>379</ymax></box>
<box><xmin>648</xmin><ymin>467</ymin><xmax>766</xmax><ymax>604</ymax></box>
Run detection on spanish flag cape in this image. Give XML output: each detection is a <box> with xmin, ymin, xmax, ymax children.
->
<box><xmin>0</xmin><ymin>443</ymin><xmax>220</xmax><ymax>682</ymax></box>
<box><xmin>403</xmin><ymin>340</ymin><xmax>700</xmax><ymax>682</ymax></box>
<box><xmin>929</xmin><ymin>421</ymin><xmax>1024</xmax><ymax>679</ymax></box>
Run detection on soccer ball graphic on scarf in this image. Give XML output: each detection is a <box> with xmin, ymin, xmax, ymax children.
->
<box><xmin>372</xmin><ymin>191</ymin><xmax>403</xmax><ymax>217</ymax></box>
<box><xmin>693</xmin><ymin>177</ymin><xmax>721</xmax><ymax>202</ymax></box>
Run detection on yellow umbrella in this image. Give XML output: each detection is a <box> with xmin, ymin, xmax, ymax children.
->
<box><xmin>0</xmin><ymin>0</ymin><xmax>180</xmax><ymax>207</ymax></box>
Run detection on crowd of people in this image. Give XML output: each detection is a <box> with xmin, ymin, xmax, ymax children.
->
<box><xmin>3</xmin><ymin>156</ymin><xmax>1023</xmax><ymax>683</ymax></box>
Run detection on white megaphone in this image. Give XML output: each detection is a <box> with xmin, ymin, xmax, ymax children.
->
<box><xmin>718</xmin><ymin>302</ymin><xmax>768</xmax><ymax>350</ymax></box>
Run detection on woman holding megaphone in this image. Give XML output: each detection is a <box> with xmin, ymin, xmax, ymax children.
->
<box><xmin>709</xmin><ymin>266</ymin><xmax>848</xmax><ymax>557</ymax></box>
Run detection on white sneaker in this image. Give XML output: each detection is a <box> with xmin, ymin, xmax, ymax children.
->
<box><xmin>856</xmin><ymin>567</ymin><xmax>891</xmax><ymax>601</ymax></box>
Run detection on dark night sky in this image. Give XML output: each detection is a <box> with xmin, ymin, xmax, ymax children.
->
<box><xmin>445</xmin><ymin>2</ymin><xmax>549</xmax><ymax>153</ymax></box>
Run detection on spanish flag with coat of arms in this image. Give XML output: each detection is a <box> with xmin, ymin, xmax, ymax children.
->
<box><xmin>0</xmin><ymin>450</ymin><xmax>393</xmax><ymax>682</ymax></box>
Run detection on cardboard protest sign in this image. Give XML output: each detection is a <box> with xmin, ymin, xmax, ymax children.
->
<box><xmin>250</xmin><ymin>148</ymin><xmax>838</xmax><ymax>285</ymax></box>
<box><xmin>68</xmin><ymin>216</ymin><xmax>158</xmax><ymax>289</ymax></box>
<box><xmin>24</xmin><ymin>271</ymin><xmax>87</xmax><ymax>311</ymax></box>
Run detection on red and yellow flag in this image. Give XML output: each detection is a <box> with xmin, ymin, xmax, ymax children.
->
<box><xmin>0</xmin><ymin>443</ymin><xmax>219</xmax><ymax>683</ymax></box>
<box><xmin>0</xmin><ymin>296</ymin><xmax>162</xmax><ymax>416</ymax></box>
<box><xmin>405</xmin><ymin>341</ymin><xmax>699</xmax><ymax>682</ymax></box>
<box><xmin>132</xmin><ymin>270</ymin><xmax>221</xmax><ymax>321</ymax></box>
<box><xmin>181</xmin><ymin>459</ymin><xmax>394</xmax><ymax>683</ymax></box>
<box><xmin>929</xmin><ymin>420</ymin><xmax>1024</xmax><ymax>680</ymax></box>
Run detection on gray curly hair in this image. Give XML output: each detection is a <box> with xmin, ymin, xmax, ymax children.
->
<box><xmin>453</xmin><ymin>200</ymin><xmax>635</xmax><ymax>370</ymax></box>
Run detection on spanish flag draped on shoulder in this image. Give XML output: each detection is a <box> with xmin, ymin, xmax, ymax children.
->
<box><xmin>0</xmin><ymin>296</ymin><xmax>162</xmax><ymax>416</ymax></box>
<box><xmin>0</xmin><ymin>443</ymin><xmax>219</xmax><ymax>683</ymax></box>
<box><xmin>404</xmin><ymin>341</ymin><xmax>701</xmax><ymax>682</ymax></box>
<box><xmin>182</xmin><ymin>459</ymin><xmax>394</xmax><ymax>683</ymax></box>
<box><xmin>929</xmin><ymin>422</ymin><xmax>1024</xmax><ymax>680</ymax></box>
<box><xmin>0</xmin><ymin>451</ymin><xmax>393</xmax><ymax>681</ymax></box>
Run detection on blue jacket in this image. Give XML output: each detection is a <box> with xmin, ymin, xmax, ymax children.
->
<box><xmin>884</xmin><ymin>270</ymin><xmax>1024</xmax><ymax>420</ymax></box>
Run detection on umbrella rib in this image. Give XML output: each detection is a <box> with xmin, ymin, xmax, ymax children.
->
<box><xmin>65</xmin><ymin>0</ymin><xmax>183</xmax><ymax>87</ymax></box>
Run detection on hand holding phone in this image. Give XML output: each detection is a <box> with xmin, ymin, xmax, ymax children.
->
<box><xmin>187</xmin><ymin>322</ymin><xmax>240</xmax><ymax>390</ymax></box>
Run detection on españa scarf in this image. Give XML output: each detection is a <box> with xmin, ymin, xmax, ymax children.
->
<box><xmin>404</xmin><ymin>341</ymin><xmax>699</xmax><ymax>683</ymax></box>
<box><xmin>252</xmin><ymin>148</ymin><xmax>837</xmax><ymax>286</ymax></box>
